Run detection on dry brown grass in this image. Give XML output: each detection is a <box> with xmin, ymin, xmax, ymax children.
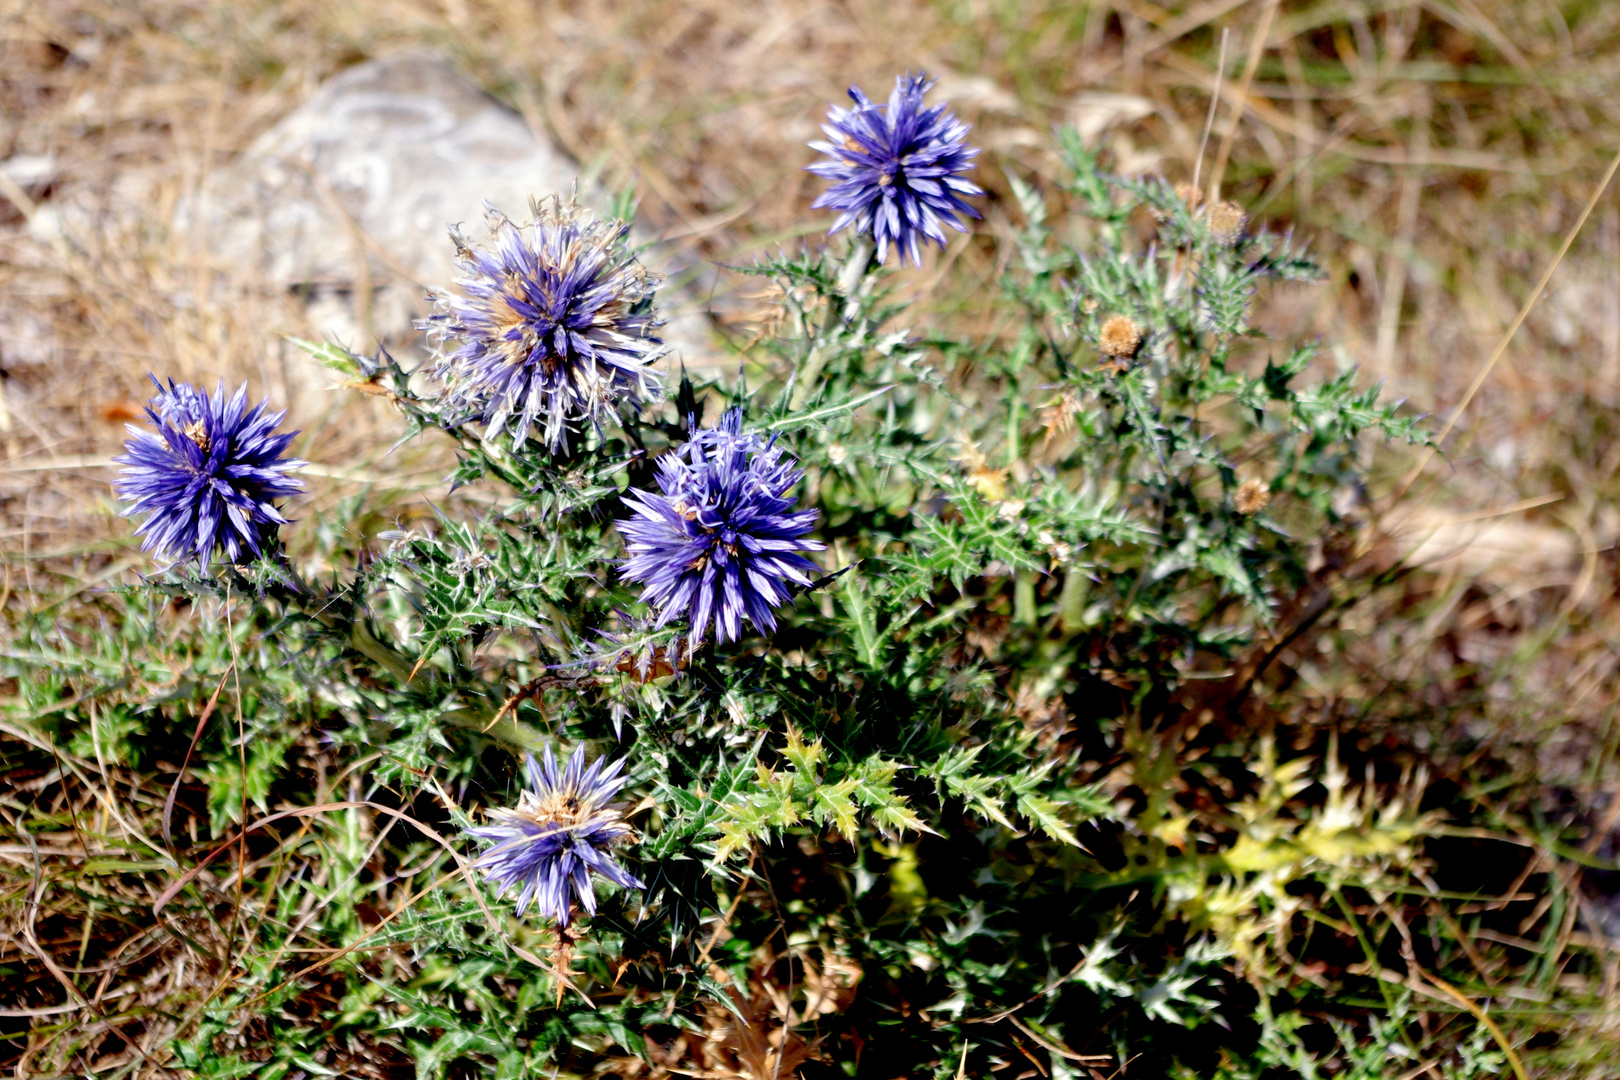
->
<box><xmin>4</xmin><ymin>1</ymin><xmax>1620</xmax><ymax>534</ymax></box>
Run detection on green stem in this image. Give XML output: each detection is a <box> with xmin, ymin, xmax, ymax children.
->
<box><xmin>441</xmin><ymin>707</ymin><xmax>545</xmax><ymax>750</ymax></box>
<box><xmin>348</xmin><ymin>617</ymin><xmax>415</xmax><ymax>685</ymax></box>
<box><xmin>1330</xmin><ymin>884</ymin><xmax>1399</xmax><ymax>1014</ymax></box>
<box><xmin>1014</xmin><ymin>570</ymin><xmax>1037</xmax><ymax>626</ymax></box>
<box><xmin>1005</xmin><ymin>393</ymin><xmax>1021</xmax><ymax>469</ymax></box>
<box><xmin>283</xmin><ymin>561</ymin><xmax>544</xmax><ymax>750</ymax></box>
<box><xmin>1058</xmin><ymin>570</ymin><xmax>1088</xmax><ymax>634</ymax></box>
<box><xmin>789</xmin><ymin>238</ymin><xmax>874</xmax><ymax>412</ymax></box>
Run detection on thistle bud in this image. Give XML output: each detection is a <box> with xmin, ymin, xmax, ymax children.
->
<box><xmin>1235</xmin><ymin>477</ymin><xmax>1272</xmax><ymax>515</ymax></box>
<box><xmin>1206</xmin><ymin>201</ymin><xmax>1247</xmax><ymax>247</ymax></box>
<box><xmin>1099</xmin><ymin>315</ymin><xmax>1144</xmax><ymax>360</ymax></box>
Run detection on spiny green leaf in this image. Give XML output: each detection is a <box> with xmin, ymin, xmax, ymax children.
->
<box><xmin>1015</xmin><ymin>791</ymin><xmax>1083</xmax><ymax>848</ymax></box>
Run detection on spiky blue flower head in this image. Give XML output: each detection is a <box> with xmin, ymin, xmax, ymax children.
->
<box><xmin>422</xmin><ymin>196</ymin><xmax>667</xmax><ymax>452</ymax></box>
<box><xmin>113</xmin><ymin>376</ymin><xmax>305</xmax><ymax>568</ymax></box>
<box><xmin>807</xmin><ymin>72</ymin><xmax>983</xmax><ymax>266</ymax></box>
<box><xmin>618</xmin><ymin>409</ymin><xmax>825</xmax><ymax>646</ymax></box>
<box><xmin>467</xmin><ymin>746</ymin><xmax>642</xmax><ymax>926</ymax></box>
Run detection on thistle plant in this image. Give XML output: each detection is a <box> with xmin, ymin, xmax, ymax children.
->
<box><xmin>23</xmin><ymin>76</ymin><xmax>1574</xmax><ymax>1080</ymax></box>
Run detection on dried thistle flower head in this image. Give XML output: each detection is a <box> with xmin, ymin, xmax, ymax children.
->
<box><xmin>615</xmin><ymin>645</ymin><xmax>679</xmax><ymax>683</ymax></box>
<box><xmin>954</xmin><ymin>439</ymin><xmax>1008</xmax><ymax>500</ymax></box>
<box><xmin>1099</xmin><ymin>315</ymin><xmax>1143</xmax><ymax>359</ymax></box>
<box><xmin>421</xmin><ymin>196</ymin><xmax>666</xmax><ymax>452</ymax></box>
<box><xmin>1206</xmin><ymin>201</ymin><xmax>1248</xmax><ymax>247</ymax></box>
<box><xmin>1039</xmin><ymin>386</ymin><xmax>1083</xmax><ymax>447</ymax></box>
<box><xmin>1173</xmin><ymin>181</ymin><xmax>1204</xmax><ymax>213</ymax></box>
<box><xmin>1235</xmin><ymin>477</ymin><xmax>1272</xmax><ymax>515</ymax></box>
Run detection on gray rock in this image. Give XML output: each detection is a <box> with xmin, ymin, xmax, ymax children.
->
<box><xmin>1</xmin><ymin>153</ymin><xmax>57</xmax><ymax>191</ymax></box>
<box><xmin>184</xmin><ymin>48</ymin><xmax>716</xmax><ymax>392</ymax></box>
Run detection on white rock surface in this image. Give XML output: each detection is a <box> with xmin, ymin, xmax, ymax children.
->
<box><xmin>1</xmin><ymin>153</ymin><xmax>57</xmax><ymax>190</ymax></box>
<box><xmin>185</xmin><ymin>48</ymin><xmax>715</xmax><ymax>372</ymax></box>
<box><xmin>191</xmin><ymin>50</ymin><xmax>582</xmax><ymax>289</ymax></box>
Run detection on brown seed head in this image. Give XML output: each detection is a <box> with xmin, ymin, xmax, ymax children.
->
<box><xmin>1206</xmin><ymin>201</ymin><xmax>1247</xmax><ymax>247</ymax></box>
<box><xmin>1039</xmin><ymin>386</ymin><xmax>1083</xmax><ymax>445</ymax></box>
<box><xmin>1099</xmin><ymin>315</ymin><xmax>1143</xmax><ymax>359</ymax></box>
<box><xmin>1235</xmin><ymin>477</ymin><xmax>1271</xmax><ymax>515</ymax></box>
<box><xmin>1172</xmin><ymin>182</ymin><xmax>1204</xmax><ymax>213</ymax></box>
<box><xmin>617</xmin><ymin>646</ymin><xmax>678</xmax><ymax>683</ymax></box>
<box><xmin>512</xmin><ymin>786</ymin><xmax>596</xmax><ymax>832</ymax></box>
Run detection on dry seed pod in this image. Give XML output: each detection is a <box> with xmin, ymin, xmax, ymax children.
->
<box><xmin>1155</xmin><ymin>182</ymin><xmax>1204</xmax><ymax>223</ymax></box>
<box><xmin>1206</xmin><ymin>201</ymin><xmax>1247</xmax><ymax>247</ymax></box>
<box><xmin>1099</xmin><ymin>315</ymin><xmax>1144</xmax><ymax>360</ymax></box>
<box><xmin>1235</xmin><ymin>477</ymin><xmax>1271</xmax><ymax>515</ymax></box>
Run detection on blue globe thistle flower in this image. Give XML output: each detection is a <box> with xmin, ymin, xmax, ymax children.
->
<box><xmin>467</xmin><ymin>746</ymin><xmax>643</xmax><ymax>926</ymax></box>
<box><xmin>618</xmin><ymin>409</ymin><xmax>825</xmax><ymax>646</ymax></box>
<box><xmin>422</xmin><ymin>196</ymin><xmax>667</xmax><ymax>452</ymax></box>
<box><xmin>114</xmin><ymin>376</ymin><xmax>306</xmax><ymax>568</ymax></box>
<box><xmin>807</xmin><ymin>72</ymin><xmax>983</xmax><ymax>266</ymax></box>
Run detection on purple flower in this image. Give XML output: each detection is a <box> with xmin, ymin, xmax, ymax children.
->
<box><xmin>807</xmin><ymin>72</ymin><xmax>983</xmax><ymax>266</ymax></box>
<box><xmin>618</xmin><ymin>409</ymin><xmax>825</xmax><ymax>646</ymax></box>
<box><xmin>113</xmin><ymin>376</ymin><xmax>305</xmax><ymax>568</ymax></box>
<box><xmin>467</xmin><ymin>746</ymin><xmax>642</xmax><ymax>926</ymax></box>
<box><xmin>421</xmin><ymin>196</ymin><xmax>666</xmax><ymax>452</ymax></box>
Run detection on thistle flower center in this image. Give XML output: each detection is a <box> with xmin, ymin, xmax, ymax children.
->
<box><xmin>182</xmin><ymin>420</ymin><xmax>210</xmax><ymax>452</ymax></box>
<box><xmin>678</xmin><ymin>500</ymin><xmax>741</xmax><ymax>558</ymax></box>
<box><xmin>528</xmin><ymin>789</ymin><xmax>588</xmax><ymax>827</ymax></box>
<box><xmin>496</xmin><ymin>296</ymin><xmax>567</xmax><ymax>368</ymax></box>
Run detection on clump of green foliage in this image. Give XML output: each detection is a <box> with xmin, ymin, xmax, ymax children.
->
<box><xmin>6</xmin><ymin>132</ymin><xmax>1609</xmax><ymax>1079</ymax></box>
